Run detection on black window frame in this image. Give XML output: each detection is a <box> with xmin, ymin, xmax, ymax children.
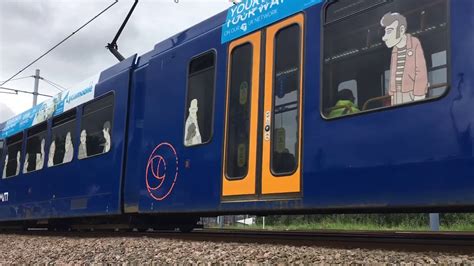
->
<box><xmin>23</xmin><ymin>121</ymin><xmax>48</xmax><ymax>174</ymax></box>
<box><xmin>79</xmin><ymin>92</ymin><xmax>115</xmax><ymax>160</ymax></box>
<box><xmin>321</xmin><ymin>0</ymin><xmax>451</xmax><ymax>120</ymax></box>
<box><xmin>3</xmin><ymin>132</ymin><xmax>24</xmax><ymax>179</ymax></box>
<box><xmin>270</xmin><ymin>23</ymin><xmax>303</xmax><ymax>177</ymax></box>
<box><xmin>0</xmin><ymin>139</ymin><xmax>4</xmax><ymax>178</ymax></box>
<box><xmin>183</xmin><ymin>50</ymin><xmax>217</xmax><ymax>147</ymax></box>
<box><xmin>49</xmin><ymin>109</ymin><xmax>77</xmax><ymax>168</ymax></box>
<box><xmin>224</xmin><ymin>42</ymin><xmax>254</xmax><ymax>180</ymax></box>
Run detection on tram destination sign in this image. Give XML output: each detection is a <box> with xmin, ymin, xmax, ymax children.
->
<box><xmin>222</xmin><ymin>0</ymin><xmax>322</xmax><ymax>43</ymax></box>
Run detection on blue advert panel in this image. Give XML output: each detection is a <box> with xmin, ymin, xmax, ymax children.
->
<box><xmin>0</xmin><ymin>75</ymin><xmax>98</xmax><ymax>139</ymax></box>
<box><xmin>222</xmin><ymin>0</ymin><xmax>322</xmax><ymax>43</ymax></box>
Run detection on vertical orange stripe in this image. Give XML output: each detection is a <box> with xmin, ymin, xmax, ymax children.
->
<box><xmin>222</xmin><ymin>31</ymin><xmax>261</xmax><ymax>197</ymax></box>
<box><xmin>261</xmin><ymin>14</ymin><xmax>304</xmax><ymax>195</ymax></box>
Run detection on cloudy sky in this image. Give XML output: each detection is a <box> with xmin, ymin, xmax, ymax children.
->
<box><xmin>0</xmin><ymin>0</ymin><xmax>232</xmax><ymax>123</ymax></box>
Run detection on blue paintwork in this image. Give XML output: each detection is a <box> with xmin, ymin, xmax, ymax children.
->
<box><xmin>125</xmin><ymin>0</ymin><xmax>474</xmax><ymax>214</ymax></box>
<box><xmin>0</xmin><ymin>0</ymin><xmax>472</xmax><ymax>223</ymax></box>
<box><xmin>0</xmin><ymin>55</ymin><xmax>136</xmax><ymax>221</ymax></box>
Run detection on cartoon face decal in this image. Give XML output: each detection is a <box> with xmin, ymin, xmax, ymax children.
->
<box><xmin>63</xmin><ymin>132</ymin><xmax>74</xmax><ymax>163</ymax></box>
<box><xmin>382</xmin><ymin>21</ymin><xmax>400</xmax><ymax>48</ymax></box>
<box><xmin>48</xmin><ymin>140</ymin><xmax>56</xmax><ymax>167</ymax></box>
<box><xmin>80</xmin><ymin>130</ymin><xmax>87</xmax><ymax>144</ymax></box>
<box><xmin>381</xmin><ymin>12</ymin><xmax>429</xmax><ymax>105</ymax></box>
<box><xmin>78</xmin><ymin>130</ymin><xmax>88</xmax><ymax>159</ymax></box>
<box><xmin>65</xmin><ymin>132</ymin><xmax>72</xmax><ymax>151</ymax></box>
<box><xmin>381</xmin><ymin>12</ymin><xmax>407</xmax><ymax>48</ymax></box>
<box><xmin>145</xmin><ymin>142</ymin><xmax>179</xmax><ymax>201</ymax></box>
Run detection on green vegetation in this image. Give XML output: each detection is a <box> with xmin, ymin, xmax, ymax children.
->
<box><xmin>211</xmin><ymin>213</ymin><xmax>474</xmax><ymax>232</ymax></box>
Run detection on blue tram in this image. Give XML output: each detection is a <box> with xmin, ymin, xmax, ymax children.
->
<box><xmin>0</xmin><ymin>0</ymin><xmax>472</xmax><ymax>230</ymax></box>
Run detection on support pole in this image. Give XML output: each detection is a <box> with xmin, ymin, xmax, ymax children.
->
<box><xmin>33</xmin><ymin>69</ymin><xmax>40</xmax><ymax>107</ymax></box>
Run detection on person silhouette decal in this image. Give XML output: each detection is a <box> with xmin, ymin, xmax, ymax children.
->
<box><xmin>184</xmin><ymin>99</ymin><xmax>202</xmax><ymax>146</ymax></box>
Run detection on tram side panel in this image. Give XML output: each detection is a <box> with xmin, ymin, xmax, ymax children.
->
<box><xmin>123</xmin><ymin>27</ymin><xmax>228</xmax><ymax>214</ymax></box>
<box><xmin>300</xmin><ymin>0</ymin><xmax>474</xmax><ymax>211</ymax></box>
<box><xmin>123</xmin><ymin>0</ymin><xmax>474</xmax><ymax>216</ymax></box>
<box><xmin>49</xmin><ymin>57</ymin><xmax>136</xmax><ymax>218</ymax></box>
<box><xmin>51</xmin><ymin>57</ymin><xmax>137</xmax><ymax>218</ymax></box>
<box><xmin>0</xmin><ymin>56</ymin><xmax>136</xmax><ymax>221</ymax></box>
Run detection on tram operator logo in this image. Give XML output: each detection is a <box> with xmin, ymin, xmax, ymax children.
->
<box><xmin>145</xmin><ymin>143</ymin><xmax>179</xmax><ymax>201</ymax></box>
<box><xmin>0</xmin><ymin>192</ymin><xmax>8</xmax><ymax>203</ymax></box>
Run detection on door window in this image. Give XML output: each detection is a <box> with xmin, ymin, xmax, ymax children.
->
<box><xmin>271</xmin><ymin>24</ymin><xmax>302</xmax><ymax>176</ymax></box>
<box><xmin>225</xmin><ymin>43</ymin><xmax>254</xmax><ymax>179</ymax></box>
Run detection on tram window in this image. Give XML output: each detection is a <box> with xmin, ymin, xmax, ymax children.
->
<box><xmin>0</xmin><ymin>140</ymin><xmax>4</xmax><ymax>178</ymax></box>
<box><xmin>225</xmin><ymin>43</ymin><xmax>253</xmax><ymax>179</ymax></box>
<box><xmin>80</xmin><ymin>94</ymin><xmax>114</xmax><ymax>159</ymax></box>
<box><xmin>428</xmin><ymin>50</ymin><xmax>448</xmax><ymax>97</ymax></box>
<box><xmin>24</xmin><ymin>122</ymin><xmax>47</xmax><ymax>173</ymax></box>
<box><xmin>3</xmin><ymin>133</ymin><xmax>23</xmax><ymax>179</ymax></box>
<box><xmin>184</xmin><ymin>51</ymin><xmax>216</xmax><ymax>147</ymax></box>
<box><xmin>271</xmin><ymin>24</ymin><xmax>301</xmax><ymax>175</ymax></box>
<box><xmin>325</xmin><ymin>0</ymin><xmax>388</xmax><ymax>24</ymax></box>
<box><xmin>49</xmin><ymin>110</ymin><xmax>76</xmax><ymax>167</ymax></box>
<box><xmin>322</xmin><ymin>0</ymin><xmax>449</xmax><ymax>118</ymax></box>
<box><xmin>0</xmin><ymin>140</ymin><xmax>4</xmax><ymax>162</ymax></box>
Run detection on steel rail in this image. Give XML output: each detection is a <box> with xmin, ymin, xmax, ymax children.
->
<box><xmin>3</xmin><ymin>228</ymin><xmax>473</xmax><ymax>254</ymax></box>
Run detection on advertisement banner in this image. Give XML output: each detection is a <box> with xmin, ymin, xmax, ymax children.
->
<box><xmin>0</xmin><ymin>75</ymin><xmax>99</xmax><ymax>139</ymax></box>
<box><xmin>221</xmin><ymin>0</ymin><xmax>322</xmax><ymax>43</ymax></box>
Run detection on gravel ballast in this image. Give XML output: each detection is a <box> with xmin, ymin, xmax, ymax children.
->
<box><xmin>0</xmin><ymin>233</ymin><xmax>472</xmax><ymax>264</ymax></box>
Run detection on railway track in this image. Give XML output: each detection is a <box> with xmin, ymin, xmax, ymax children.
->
<box><xmin>2</xmin><ymin>229</ymin><xmax>473</xmax><ymax>263</ymax></box>
<box><xmin>4</xmin><ymin>228</ymin><xmax>474</xmax><ymax>254</ymax></box>
<box><xmin>153</xmin><ymin>229</ymin><xmax>474</xmax><ymax>253</ymax></box>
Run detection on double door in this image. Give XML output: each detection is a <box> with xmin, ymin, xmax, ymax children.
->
<box><xmin>222</xmin><ymin>14</ymin><xmax>304</xmax><ymax>200</ymax></box>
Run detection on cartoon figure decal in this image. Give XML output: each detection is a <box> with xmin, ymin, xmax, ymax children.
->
<box><xmin>63</xmin><ymin>132</ymin><xmax>74</xmax><ymax>164</ymax></box>
<box><xmin>102</xmin><ymin>121</ymin><xmax>111</xmax><ymax>153</ymax></box>
<box><xmin>15</xmin><ymin>151</ymin><xmax>20</xmax><ymax>176</ymax></box>
<box><xmin>36</xmin><ymin>138</ymin><xmax>45</xmax><ymax>170</ymax></box>
<box><xmin>23</xmin><ymin>138</ymin><xmax>45</xmax><ymax>173</ymax></box>
<box><xmin>78</xmin><ymin>129</ymin><xmax>88</xmax><ymax>159</ymax></box>
<box><xmin>184</xmin><ymin>99</ymin><xmax>202</xmax><ymax>146</ymax></box>
<box><xmin>23</xmin><ymin>154</ymin><xmax>29</xmax><ymax>174</ymax></box>
<box><xmin>48</xmin><ymin>140</ymin><xmax>56</xmax><ymax>167</ymax></box>
<box><xmin>2</xmin><ymin>155</ymin><xmax>7</xmax><ymax>179</ymax></box>
<box><xmin>145</xmin><ymin>142</ymin><xmax>179</xmax><ymax>201</ymax></box>
<box><xmin>381</xmin><ymin>12</ymin><xmax>428</xmax><ymax>105</ymax></box>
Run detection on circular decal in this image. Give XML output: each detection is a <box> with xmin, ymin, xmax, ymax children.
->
<box><xmin>145</xmin><ymin>142</ymin><xmax>179</xmax><ymax>201</ymax></box>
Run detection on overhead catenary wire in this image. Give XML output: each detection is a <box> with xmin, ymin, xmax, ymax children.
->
<box><xmin>41</xmin><ymin>78</ymin><xmax>66</xmax><ymax>92</ymax></box>
<box><xmin>0</xmin><ymin>91</ymin><xmax>17</xmax><ymax>95</ymax></box>
<box><xmin>0</xmin><ymin>0</ymin><xmax>118</xmax><ymax>87</ymax></box>
<box><xmin>0</xmin><ymin>86</ymin><xmax>53</xmax><ymax>98</ymax></box>
<box><xmin>0</xmin><ymin>76</ymin><xmax>33</xmax><ymax>83</ymax></box>
<box><xmin>0</xmin><ymin>75</ymin><xmax>67</xmax><ymax>95</ymax></box>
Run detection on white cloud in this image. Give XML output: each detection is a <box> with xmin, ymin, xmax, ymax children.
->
<box><xmin>0</xmin><ymin>102</ymin><xmax>15</xmax><ymax>123</ymax></box>
<box><xmin>0</xmin><ymin>0</ymin><xmax>232</xmax><ymax>116</ymax></box>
